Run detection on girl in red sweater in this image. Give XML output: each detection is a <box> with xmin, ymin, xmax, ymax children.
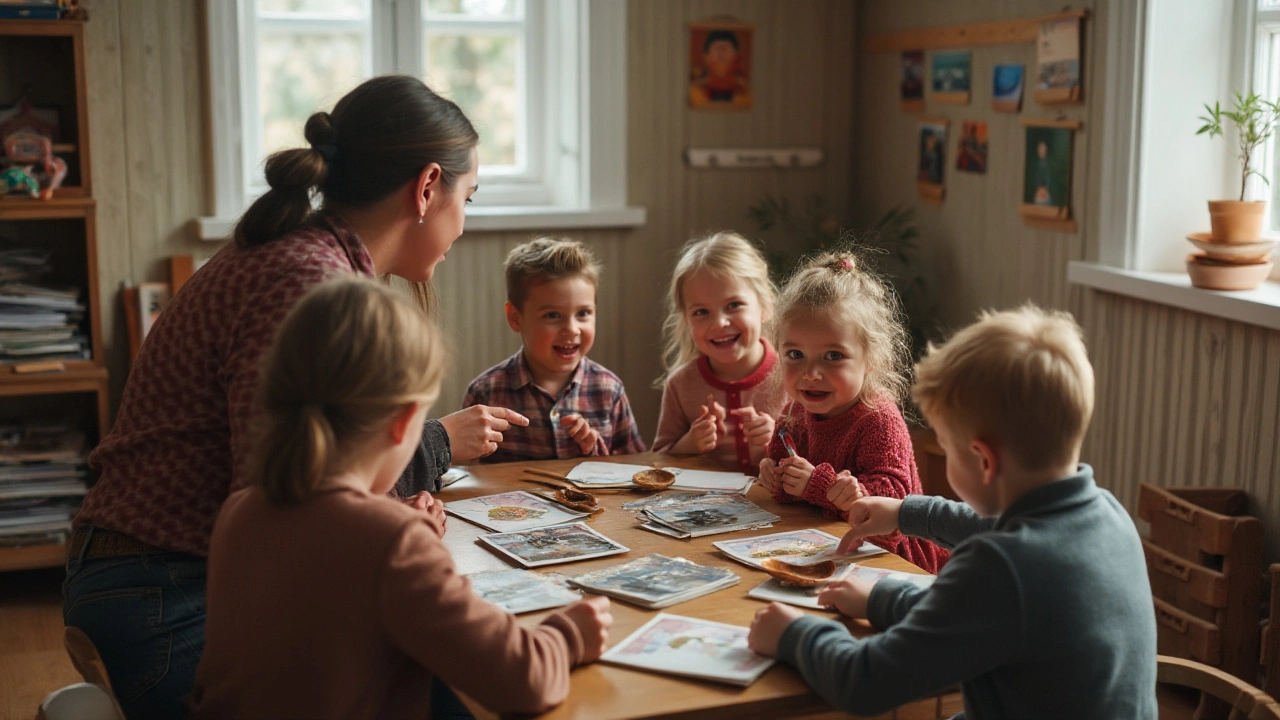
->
<box><xmin>756</xmin><ymin>252</ymin><xmax>948</xmax><ymax>573</ymax></box>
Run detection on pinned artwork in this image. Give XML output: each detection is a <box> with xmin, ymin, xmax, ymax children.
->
<box><xmin>931</xmin><ymin>50</ymin><xmax>971</xmax><ymax>105</ymax></box>
<box><xmin>917</xmin><ymin>117</ymin><xmax>949</xmax><ymax>204</ymax></box>
<box><xmin>1036</xmin><ymin>16</ymin><xmax>1082</xmax><ymax>105</ymax></box>
<box><xmin>688</xmin><ymin>21</ymin><xmax>753</xmax><ymax>110</ymax></box>
<box><xmin>956</xmin><ymin>121</ymin><xmax>988</xmax><ymax>174</ymax></box>
<box><xmin>900</xmin><ymin>50</ymin><xmax>926</xmax><ymax>112</ymax></box>
<box><xmin>992</xmin><ymin>64</ymin><xmax>1025</xmax><ymax>113</ymax></box>
<box><xmin>1020</xmin><ymin>118</ymin><xmax>1081</xmax><ymax>232</ymax></box>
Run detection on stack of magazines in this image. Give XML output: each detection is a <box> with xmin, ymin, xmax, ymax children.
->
<box><xmin>637</xmin><ymin>493</ymin><xmax>780</xmax><ymax>539</ymax></box>
<box><xmin>568</xmin><ymin>554</ymin><xmax>739</xmax><ymax>609</ymax></box>
<box><xmin>0</xmin><ymin>246</ymin><xmax>89</xmax><ymax>363</ymax></box>
<box><xmin>0</xmin><ymin>425</ymin><xmax>88</xmax><ymax>548</ymax></box>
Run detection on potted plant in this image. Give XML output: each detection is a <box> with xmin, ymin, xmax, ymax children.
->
<box><xmin>1196</xmin><ymin>92</ymin><xmax>1280</xmax><ymax>243</ymax></box>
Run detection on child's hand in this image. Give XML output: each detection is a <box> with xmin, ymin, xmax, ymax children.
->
<box><xmin>748</xmin><ymin>602</ymin><xmax>804</xmax><ymax>657</ymax></box>
<box><xmin>689</xmin><ymin>405</ymin><xmax>720</xmax><ymax>453</ymax></box>
<box><xmin>838</xmin><ymin>497</ymin><xmax>904</xmax><ymax>553</ymax></box>
<box><xmin>561</xmin><ymin>595</ymin><xmax>613</xmax><ymax>663</ymax></box>
<box><xmin>825</xmin><ymin>471</ymin><xmax>863</xmax><ymax>513</ymax></box>
<box><xmin>440</xmin><ymin>405</ymin><xmax>531</xmax><ymax>461</ymax></box>
<box><xmin>729</xmin><ymin>407</ymin><xmax>774</xmax><ymax>448</ymax></box>
<box><xmin>402</xmin><ymin>491</ymin><xmax>447</xmax><ymax>535</ymax></box>
<box><xmin>778</xmin><ymin>456</ymin><xmax>815</xmax><ymax>497</ymax></box>
<box><xmin>815</xmin><ymin>576</ymin><xmax>876</xmax><ymax>619</ymax></box>
<box><xmin>757</xmin><ymin>458</ymin><xmax>780</xmax><ymax>494</ymax></box>
<box><xmin>705</xmin><ymin>394</ymin><xmax>727</xmax><ymax>435</ymax></box>
<box><xmin>560</xmin><ymin>414</ymin><xmax>601</xmax><ymax>455</ymax></box>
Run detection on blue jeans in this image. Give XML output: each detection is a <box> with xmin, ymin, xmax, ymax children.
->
<box><xmin>63</xmin><ymin>527</ymin><xmax>207</xmax><ymax>720</ymax></box>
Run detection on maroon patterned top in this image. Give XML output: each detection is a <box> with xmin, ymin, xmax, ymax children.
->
<box><xmin>76</xmin><ymin>217</ymin><xmax>376</xmax><ymax>557</ymax></box>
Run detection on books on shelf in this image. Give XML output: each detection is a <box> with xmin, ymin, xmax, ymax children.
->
<box><xmin>466</xmin><ymin>568</ymin><xmax>581</xmax><ymax>614</ymax></box>
<box><xmin>0</xmin><ymin>250</ymin><xmax>90</xmax><ymax>362</ymax></box>
<box><xmin>445</xmin><ymin>490</ymin><xmax>589</xmax><ymax>533</ymax></box>
<box><xmin>567</xmin><ymin>554</ymin><xmax>739</xmax><ymax>609</ymax></box>
<box><xmin>566</xmin><ymin>461</ymin><xmax>754</xmax><ymax>493</ymax></box>
<box><xmin>601</xmin><ymin>613</ymin><xmax>775</xmax><ymax>686</ymax></box>
<box><xmin>0</xmin><ymin>425</ymin><xmax>89</xmax><ymax>545</ymax></box>
<box><xmin>637</xmin><ymin>493</ymin><xmax>780</xmax><ymax>539</ymax></box>
<box><xmin>478</xmin><ymin>522</ymin><xmax>629</xmax><ymax>568</ymax></box>
<box><xmin>713</xmin><ymin>528</ymin><xmax>887</xmax><ymax>570</ymax></box>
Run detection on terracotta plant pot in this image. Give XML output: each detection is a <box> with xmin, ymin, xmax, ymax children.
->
<box><xmin>1186</xmin><ymin>254</ymin><xmax>1273</xmax><ymax>291</ymax></box>
<box><xmin>1208</xmin><ymin>200</ymin><xmax>1268</xmax><ymax>243</ymax></box>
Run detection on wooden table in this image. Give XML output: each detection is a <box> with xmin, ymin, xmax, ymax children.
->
<box><xmin>440</xmin><ymin>453</ymin><xmax>931</xmax><ymax>720</ymax></box>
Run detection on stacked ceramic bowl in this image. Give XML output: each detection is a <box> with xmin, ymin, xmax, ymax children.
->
<box><xmin>1187</xmin><ymin>202</ymin><xmax>1276</xmax><ymax>290</ymax></box>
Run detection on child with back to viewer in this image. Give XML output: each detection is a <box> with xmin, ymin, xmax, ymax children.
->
<box><xmin>747</xmin><ymin>304</ymin><xmax>1158</xmax><ymax>719</ymax></box>
<box><xmin>464</xmin><ymin>237</ymin><xmax>644</xmax><ymax>462</ymax></box>
<box><xmin>757</xmin><ymin>251</ymin><xmax>948</xmax><ymax>573</ymax></box>
<box><xmin>192</xmin><ymin>278</ymin><xmax>612</xmax><ymax>720</ymax></box>
<box><xmin>652</xmin><ymin>232</ymin><xmax>786</xmax><ymax>473</ymax></box>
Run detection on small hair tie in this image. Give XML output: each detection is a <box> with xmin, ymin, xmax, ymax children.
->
<box><xmin>312</xmin><ymin>142</ymin><xmax>337</xmax><ymax>163</ymax></box>
<box><xmin>839</xmin><ymin>258</ymin><xmax>854</xmax><ymax>270</ymax></box>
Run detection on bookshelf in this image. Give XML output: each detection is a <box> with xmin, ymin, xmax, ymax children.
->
<box><xmin>0</xmin><ymin>18</ymin><xmax>107</xmax><ymax>573</ymax></box>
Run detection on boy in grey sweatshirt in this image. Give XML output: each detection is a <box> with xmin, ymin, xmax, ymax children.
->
<box><xmin>747</xmin><ymin>305</ymin><xmax>1157</xmax><ymax>719</ymax></box>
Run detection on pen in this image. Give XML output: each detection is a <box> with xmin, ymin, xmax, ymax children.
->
<box><xmin>777</xmin><ymin>427</ymin><xmax>797</xmax><ymax>457</ymax></box>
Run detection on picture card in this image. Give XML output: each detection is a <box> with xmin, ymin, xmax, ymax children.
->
<box><xmin>601</xmin><ymin>613</ymin><xmax>775</xmax><ymax>686</ymax></box>
<box><xmin>566</xmin><ymin>461</ymin><xmax>753</xmax><ymax>493</ymax></box>
<box><xmin>956</xmin><ymin>120</ymin><xmax>988</xmax><ymax>174</ymax></box>
<box><xmin>931</xmin><ymin>50</ymin><xmax>971</xmax><ymax>105</ymax></box>
<box><xmin>992</xmin><ymin>63</ymin><xmax>1024</xmax><ymax>113</ymax></box>
<box><xmin>900</xmin><ymin>50</ymin><xmax>926</xmax><ymax>112</ymax></box>
<box><xmin>688</xmin><ymin>20</ymin><xmax>753</xmax><ymax>110</ymax></box>
<box><xmin>917</xmin><ymin>117</ymin><xmax>949</xmax><ymax>204</ymax></box>
<box><xmin>1036</xmin><ymin>15</ymin><xmax>1083</xmax><ymax>105</ymax></box>
<box><xmin>713</xmin><ymin>528</ymin><xmax>886</xmax><ymax>569</ymax></box>
<box><xmin>568</xmin><ymin>554</ymin><xmax>739</xmax><ymax>609</ymax></box>
<box><xmin>446</xmin><ymin>491</ymin><xmax>588</xmax><ymax>533</ymax></box>
<box><xmin>467</xmin><ymin>568</ymin><xmax>581</xmax><ymax>614</ymax></box>
<box><xmin>1020</xmin><ymin>118</ymin><xmax>1081</xmax><ymax>232</ymax></box>
<box><xmin>479</xmin><ymin>522</ymin><xmax>629</xmax><ymax>568</ymax></box>
<box><xmin>747</xmin><ymin>563</ymin><xmax>935</xmax><ymax>609</ymax></box>
<box><xmin>640</xmin><ymin>493</ymin><xmax>780</xmax><ymax>539</ymax></box>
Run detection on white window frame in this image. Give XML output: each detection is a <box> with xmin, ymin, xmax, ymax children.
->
<box><xmin>199</xmin><ymin>0</ymin><xmax>643</xmax><ymax>240</ymax></box>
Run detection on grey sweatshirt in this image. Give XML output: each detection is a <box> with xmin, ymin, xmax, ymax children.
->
<box><xmin>776</xmin><ymin>465</ymin><xmax>1157</xmax><ymax>719</ymax></box>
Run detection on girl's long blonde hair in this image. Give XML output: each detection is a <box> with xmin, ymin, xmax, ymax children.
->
<box><xmin>656</xmin><ymin>232</ymin><xmax>777</xmax><ymax>387</ymax></box>
<box><xmin>776</xmin><ymin>249</ymin><xmax>911</xmax><ymax>411</ymax></box>
<box><xmin>246</xmin><ymin>278</ymin><xmax>447</xmax><ymax>505</ymax></box>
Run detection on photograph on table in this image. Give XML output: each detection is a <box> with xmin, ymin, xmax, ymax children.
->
<box><xmin>956</xmin><ymin>120</ymin><xmax>989</xmax><ymax>174</ymax></box>
<box><xmin>931</xmin><ymin>50</ymin><xmax>971</xmax><ymax>105</ymax></box>
<box><xmin>465</xmin><ymin>568</ymin><xmax>581</xmax><ymax>614</ymax></box>
<box><xmin>479</xmin><ymin>522</ymin><xmax>629</xmax><ymax>568</ymax></box>
<box><xmin>601</xmin><ymin>613</ymin><xmax>776</xmax><ymax>686</ymax></box>
<box><xmin>1020</xmin><ymin>119</ymin><xmax>1080</xmax><ymax>232</ymax></box>
<box><xmin>688</xmin><ymin>20</ymin><xmax>753</xmax><ymax>110</ymax></box>
<box><xmin>445</xmin><ymin>490</ymin><xmax>588</xmax><ymax>533</ymax></box>
<box><xmin>713</xmin><ymin>528</ymin><xmax>886</xmax><ymax>569</ymax></box>
<box><xmin>992</xmin><ymin>63</ymin><xmax>1024</xmax><ymax>113</ymax></box>
<box><xmin>567</xmin><ymin>554</ymin><xmax>739</xmax><ymax>609</ymax></box>
<box><xmin>917</xmin><ymin>117</ymin><xmax>949</xmax><ymax>204</ymax></box>
<box><xmin>1035</xmin><ymin>15</ymin><xmax>1083</xmax><ymax>105</ymax></box>
<box><xmin>900</xmin><ymin>49</ymin><xmax>926</xmax><ymax>112</ymax></box>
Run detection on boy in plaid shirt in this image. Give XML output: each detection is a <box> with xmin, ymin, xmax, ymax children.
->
<box><xmin>463</xmin><ymin>238</ymin><xmax>645</xmax><ymax>463</ymax></box>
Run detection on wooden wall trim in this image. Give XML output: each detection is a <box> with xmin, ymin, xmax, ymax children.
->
<box><xmin>862</xmin><ymin>9</ymin><xmax>1087</xmax><ymax>52</ymax></box>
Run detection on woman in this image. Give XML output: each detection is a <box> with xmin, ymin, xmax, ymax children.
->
<box><xmin>63</xmin><ymin>75</ymin><xmax>525</xmax><ymax>720</ymax></box>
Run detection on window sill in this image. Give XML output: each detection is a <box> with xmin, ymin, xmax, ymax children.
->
<box><xmin>194</xmin><ymin>206</ymin><xmax>647</xmax><ymax>242</ymax></box>
<box><xmin>1067</xmin><ymin>261</ymin><xmax>1280</xmax><ymax>332</ymax></box>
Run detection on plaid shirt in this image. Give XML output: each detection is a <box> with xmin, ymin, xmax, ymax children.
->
<box><xmin>463</xmin><ymin>349</ymin><xmax>645</xmax><ymax>463</ymax></box>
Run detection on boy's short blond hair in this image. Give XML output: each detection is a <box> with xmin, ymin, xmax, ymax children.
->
<box><xmin>913</xmin><ymin>304</ymin><xmax>1094</xmax><ymax>473</ymax></box>
<box><xmin>504</xmin><ymin>237</ymin><xmax>601</xmax><ymax>309</ymax></box>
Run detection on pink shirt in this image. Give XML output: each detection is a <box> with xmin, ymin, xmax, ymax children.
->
<box><xmin>653</xmin><ymin>340</ymin><xmax>786</xmax><ymax>473</ymax></box>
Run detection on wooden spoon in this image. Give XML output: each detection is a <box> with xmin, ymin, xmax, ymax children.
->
<box><xmin>759</xmin><ymin>558</ymin><xmax>838</xmax><ymax>588</ymax></box>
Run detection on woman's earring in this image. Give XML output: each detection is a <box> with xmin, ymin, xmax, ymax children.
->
<box><xmin>418</xmin><ymin>215</ymin><xmax>424</xmax><ymax>225</ymax></box>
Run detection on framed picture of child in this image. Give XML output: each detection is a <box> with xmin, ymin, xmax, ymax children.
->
<box><xmin>931</xmin><ymin>50</ymin><xmax>971</xmax><ymax>105</ymax></box>
<box><xmin>1019</xmin><ymin>118</ymin><xmax>1081</xmax><ymax>232</ymax></box>
<box><xmin>688</xmin><ymin>21</ymin><xmax>753</xmax><ymax>110</ymax></box>
<box><xmin>900</xmin><ymin>50</ymin><xmax>925</xmax><ymax>112</ymax></box>
<box><xmin>1035</xmin><ymin>14</ymin><xmax>1084</xmax><ymax>105</ymax></box>
<box><xmin>956</xmin><ymin>120</ymin><xmax>988</xmax><ymax>174</ymax></box>
<box><xmin>917</xmin><ymin>117</ymin><xmax>948</xmax><ymax>205</ymax></box>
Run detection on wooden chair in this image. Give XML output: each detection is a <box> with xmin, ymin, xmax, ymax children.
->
<box><xmin>1139</xmin><ymin>485</ymin><xmax>1266</xmax><ymax>719</ymax></box>
<box><xmin>62</xmin><ymin>627</ymin><xmax>125</xmax><ymax>719</ymax></box>
<box><xmin>1159</xmin><ymin>655</ymin><xmax>1280</xmax><ymax>720</ymax></box>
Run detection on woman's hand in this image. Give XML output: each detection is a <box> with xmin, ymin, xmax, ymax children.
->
<box><xmin>748</xmin><ymin>602</ymin><xmax>804</xmax><ymax>657</ymax></box>
<box><xmin>561</xmin><ymin>595</ymin><xmax>613</xmax><ymax>664</ymax></box>
<box><xmin>439</xmin><ymin>405</ymin><xmax>530</xmax><ymax>462</ymax></box>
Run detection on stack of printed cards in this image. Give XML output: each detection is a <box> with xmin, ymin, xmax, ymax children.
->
<box><xmin>600</xmin><ymin>613</ymin><xmax>775</xmax><ymax>686</ymax></box>
<box><xmin>567</xmin><ymin>554</ymin><xmax>739</xmax><ymax>609</ymax></box>
<box><xmin>445</xmin><ymin>491</ymin><xmax>588</xmax><ymax>532</ymax></box>
<box><xmin>712</xmin><ymin>529</ymin><xmax>887</xmax><ymax>569</ymax></box>
<box><xmin>566</xmin><ymin>461</ymin><xmax>754</xmax><ymax>493</ymax></box>
<box><xmin>748</xmin><ymin>563</ymin><xmax>936</xmax><ymax>609</ymax></box>
<box><xmin>479</xmin><ymin>522</ymin><xmax>629</xmax><ymax>568</ymax></box>
<box><xmin>466</xmin><ymin>568</ymin><xmax>581</xmax><ymax>614</ymax></box>
<box><xmin>638</xmin><ymin>494</ymin><xmax>780</xmax><ymax>539</ymax></box>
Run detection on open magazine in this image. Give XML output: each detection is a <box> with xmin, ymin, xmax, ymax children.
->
<box><xmin>566</xmin><ymin>461</ymin><xmax>754</xmax><ymax>493</ymax></box>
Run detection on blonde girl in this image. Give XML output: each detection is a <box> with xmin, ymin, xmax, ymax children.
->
<box><xmin>756</xmin><ymin>251</ymin><xmax>948</xmax><ymax>573</ymax></box>
<box><xmin>653</xmin><ymin>232</ymin><xmax>786</xmax><ymax>473</ymax></box>
<box><xmin>192</xmin><ymin>278</ymin><xmax>612</xmax><ymax>720</ymax></box>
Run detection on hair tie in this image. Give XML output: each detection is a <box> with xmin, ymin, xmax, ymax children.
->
<box><xmin>312</xmin><ymin>142</ymin><xmax>337</xmax><ymax>163</ymax></box>
<box><xmin>839</xmin><ymin>258</ymin><xmax>853</xmax><ymax>270</ymax></box>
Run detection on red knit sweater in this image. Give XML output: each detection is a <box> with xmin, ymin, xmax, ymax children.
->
<box><xmin>766</xmin><ymin>397</ymin><xmax>950</xmax><ymax>573</ymax></box>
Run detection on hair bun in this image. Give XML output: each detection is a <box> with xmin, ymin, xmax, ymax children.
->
<box><xmin>304</xmin><ymin>112</ymin><xmax>338</xmax><ymax>161</ymax></box>
<box><xmin>825</xmin><ymin>255</ymin><xmax>856</xmax><ymax>273</ymax></box>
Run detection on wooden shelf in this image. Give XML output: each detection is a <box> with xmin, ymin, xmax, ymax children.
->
<box><xmin>0</xmin><ymin>195</ymin><xmax>93</xmax><ymax>219</ymax></box>
<box><xmin>0</xmin><ymin>541</ymin><xmax>67</xmax><ymax>572</ymax></box>
<box><xmin>0</xmin><ymin>366</ymin><xmax>105</xmax><ymax>388</ymax></box>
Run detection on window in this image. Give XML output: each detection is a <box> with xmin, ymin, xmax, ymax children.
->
<box><xmin>1254</xmin><ymin>0</ymin><xmax>1280</xmax><ymax>231</ymax></box>
<box><xmin>201</xmin><ymin>0</ymin><xmax>641</xmax><ymax>239</ymax></box>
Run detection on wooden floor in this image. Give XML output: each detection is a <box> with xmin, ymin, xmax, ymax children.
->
<box><xmin>0</xmin><ymin>567</ymin><xmax>80</xmax><ymax>720</ymax></box>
